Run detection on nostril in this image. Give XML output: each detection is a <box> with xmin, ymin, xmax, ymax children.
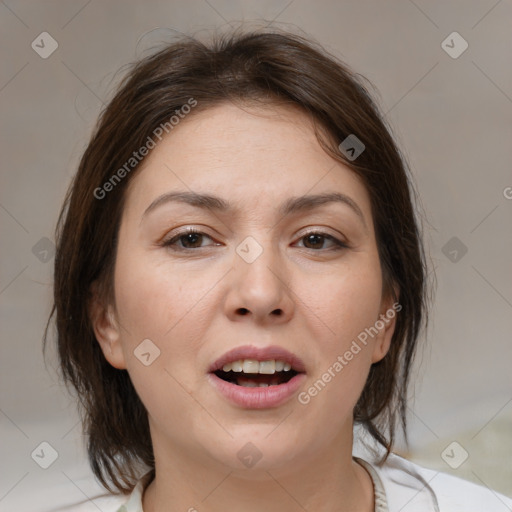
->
<box><xmin>238</xmin><ymin>308</ymin><xmax>249</xmax><ymax>315</ymax></box>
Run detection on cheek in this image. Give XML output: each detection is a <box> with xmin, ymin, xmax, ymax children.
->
<box><xmin>300</xmin><ymin>254</ymin><xmax>383</xmax><ymax>352</ymax></box>
<box><xmin>111</xmin><ymin>248</ymin><xmax>213</xmax><ymax>431</ymax></box>
<box><xmin>112</xmin><ymin>243</ymin><xmax>218</xmax><ymax>380</ymax></box>
<box><xmin>295</xmin><ymin>253</ymin><xmax>383</xmax><ymax>418</ymax></box>
<box><xmin>114</xmin><ymin>243</ymin><xmax>206</xmax><ymax>332</ymax></box>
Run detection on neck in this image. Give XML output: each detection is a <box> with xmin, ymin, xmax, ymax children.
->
<box><xmin>142</xmin><ymin>424</ymin><xmax>374</xmax><ymax>512</ymax></box>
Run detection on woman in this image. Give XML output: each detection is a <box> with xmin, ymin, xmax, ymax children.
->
<box><xmin>44</xmin><ymin>29</ymin><xmax>512</xmax><ymax>511</ymax></box>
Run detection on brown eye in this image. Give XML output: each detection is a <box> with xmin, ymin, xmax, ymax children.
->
<box><xmin>176</xmin><ymin>232</ymin><xmax>204</xmax><ymax>248</ymax></box>
<box><xmin>296</xmin><ymin>231</ymin><xmax>347</xmax><ymax>251</ymax></box>
<box><xmin>303</xmin><ymin>233</ymin><xmax>325</xmax><ymax>249</ymax></box>
<box><xmin>163</xmin><ymin>229</ymin><xmax>216</xmax><ymax>250</ymax></box>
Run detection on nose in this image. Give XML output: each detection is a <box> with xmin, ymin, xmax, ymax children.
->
<box><xmin>224</xmin><ymin>239</ymin><xmax>295</xmax><ymax>325</ymax></box>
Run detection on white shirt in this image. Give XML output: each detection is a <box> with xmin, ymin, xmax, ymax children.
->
<box><xmin>63</xmin><ymin>452</ymin><xmax>512</xmax><ymax>511</ymax></box>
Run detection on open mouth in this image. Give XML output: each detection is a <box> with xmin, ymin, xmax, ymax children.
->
<box><xmin>208</xmin><ymin>351</ymin><xmax>307</xmax><ymax>407</ymax></box>
<box><xmin>213</xmin><ymin>367</ymin><xmax>299</xmax><ymax>387</ymax></box>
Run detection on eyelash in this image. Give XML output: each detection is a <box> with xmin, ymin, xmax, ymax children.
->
<box><xmin>161</xmin><ymin>227</ymin><xmax>348</xmax><ymax>252</ymax></box>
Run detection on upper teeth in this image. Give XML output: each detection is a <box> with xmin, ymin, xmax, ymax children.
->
<box><xmin>222</xmin><ymin>359</ymin><xmax>292</xmax><ymax>374</ymax></box>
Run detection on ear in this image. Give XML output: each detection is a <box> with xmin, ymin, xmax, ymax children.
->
<box><xmin>371</xmin><ymin>290</ymin><xmax>400</xmax><ymax>364</ymax></box>
<box><xmin>88</xmin><ymin>281</ymin><xmax>127</xmax><ymax>370</ymax></box>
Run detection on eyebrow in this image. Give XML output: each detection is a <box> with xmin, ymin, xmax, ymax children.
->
<box><xmin>141</xmin><ymin>191</ymin><xmax>367</xmax><ymax>228</ymax></box>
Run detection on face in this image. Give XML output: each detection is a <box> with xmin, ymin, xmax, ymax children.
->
<box><xmin>91</xmin><ymin>102</ymin><xmax>396</xmax><ymax>476</ymax></box>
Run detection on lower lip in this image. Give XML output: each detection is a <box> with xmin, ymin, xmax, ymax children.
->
<box><xmin>208</xmin><ymin>372</ymin><xmax>307</xmax><ymax>409</ymax></box>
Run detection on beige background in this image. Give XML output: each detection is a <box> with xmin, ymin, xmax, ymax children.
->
<box><xmin>1</xmin><ymin>1</ymin><xmax>511</xmax><ymax>510</ymax></box>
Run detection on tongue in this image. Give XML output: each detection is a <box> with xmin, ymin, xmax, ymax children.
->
<box><xmin>236</xmin><ymin>373</ymin><xmax>288</xmax><ymax>387</ymax></box>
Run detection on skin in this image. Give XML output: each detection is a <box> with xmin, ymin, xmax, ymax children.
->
<box><xmin>90</xmin><ymin>101</ymin><xmax>397</xmax><ymax>512</ymax></box>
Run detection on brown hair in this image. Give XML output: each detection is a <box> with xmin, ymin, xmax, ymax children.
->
<box><xmin>43</xmin><ymin>28</ymin><xmax>428</xmax><ymax>494</ymax></box>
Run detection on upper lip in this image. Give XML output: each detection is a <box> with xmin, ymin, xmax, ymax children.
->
<box><xmin>209</xmin><ymin>345</ymin><xmax>306</xmax><ymax>373</ymax></box>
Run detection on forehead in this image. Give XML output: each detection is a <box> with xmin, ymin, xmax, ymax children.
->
<box><xmin>122</xmin><ymin>102</ymin><xmax>371</xmax><ymax>220</ymax></box>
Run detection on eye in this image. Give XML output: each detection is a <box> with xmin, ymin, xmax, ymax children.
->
<box><xmin>162</xmin><ymin>228</ymin><xmax>218</xmax><ymax>250</ymax></box>
<box><xmin>294</xmin><ymin>230</ymin><xmax>348</xmax><ymax>251</ymax></box>
<box><xmin>161</xmin><ymin>228</ymin><xmax>348</xmax><ymax>252</ymax></box>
